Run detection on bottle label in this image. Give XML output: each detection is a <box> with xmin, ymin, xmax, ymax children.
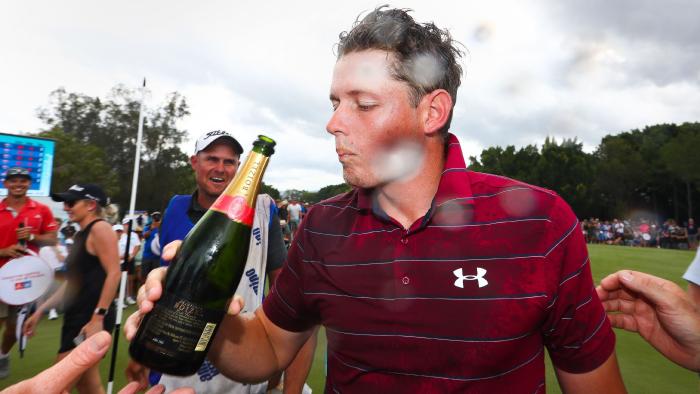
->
<box><xmin>210</xmin><ymin>195</ymin><xmax>255</xmax><ymax>225</ymax></box>
<box><xmin>138</xmin><ymin>292</ymin><xmax>225</xmax><ymax>359</ymax></box>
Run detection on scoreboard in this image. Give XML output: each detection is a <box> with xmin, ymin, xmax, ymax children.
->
<box><xmin>0</xmin><ymin>133</ymin><xmax>55</xmax><ymax>197</ymax></box>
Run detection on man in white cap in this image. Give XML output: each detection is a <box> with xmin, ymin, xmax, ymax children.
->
<box><xmin>125</xmin><ymin>131</ymin><xmax>316</xmax><ymax>393</ymax></box>
<box><xmin>114</xmin><ymin>220</ymin><xmax>141</xmax><ymax>305</ymax></box>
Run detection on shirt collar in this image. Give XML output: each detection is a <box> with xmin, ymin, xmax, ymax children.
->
<box><xmin>356</xmin><ymin>133</ymin><xmax>474</xmax><ymax>211</ymax></box>
<box><xmin>188</xmin><ymin>190</ymin><xmax>207</xmax><ymax>215</ymax></box>
<box><xmin>0</xmin><ymin>197</ymin><xmax>36</xmax><ymax>211</ymax></box>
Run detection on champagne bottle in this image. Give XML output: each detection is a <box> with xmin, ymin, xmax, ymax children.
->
<box><xmin>129</xmin><ymin>135</ymin><xmax>275</xmax><ymax>375</ymax></box>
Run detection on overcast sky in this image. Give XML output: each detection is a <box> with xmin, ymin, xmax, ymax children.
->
<box><xmin>1</xmin><ymin>1</ymin><xmax>699</xmax><ymax>192</ymax></box>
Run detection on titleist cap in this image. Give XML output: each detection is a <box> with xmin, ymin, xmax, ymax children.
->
<box><xmin>194</xmin><ymin>130</ymin><xmax>243</xmax><ymax>155</ymax></box>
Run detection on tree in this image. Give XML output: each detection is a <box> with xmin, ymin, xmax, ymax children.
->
<box><xmin>261</xmin><ymin>182</ymin><xmax>281</xmax><ymax>200</ymax></box>
<box><xmin>37</xmin><ymin>85</ymin><xmax>193</xmax><ymax>212</ymax></box>
<box><xmin>533</xmin><ymin>138</ymin><xmax>597</xmax><ymax>217</ymax></box>
<box><xmin>33</xmin><ymin>128</ymin><xmax>119</xmax><ymax>198</ymax></box>
<box><xmin>660</xmin><ymin>123</ymin><xmax>700</xmax><ymax>220</ymax></box>
<box><xmin>594</xmin><ymin>134</ymin><xmax>647</xmax><ymax>218</ymax></box>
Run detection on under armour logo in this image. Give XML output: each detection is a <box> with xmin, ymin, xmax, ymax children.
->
<box><xmin>453</xmin><ymin>267</ymin><xmax>488</xmax><ymax>288</ymax></box>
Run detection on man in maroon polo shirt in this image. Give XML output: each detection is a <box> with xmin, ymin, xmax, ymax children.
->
<box><xmin>0</xmin><ymin>167</ymin><xmax>58</xmax><ymax>378</ymax></box>
<box><xmin>129</xmin><ymin>7</ymin><xmax>626</xmax><ymax>393</ymax></box>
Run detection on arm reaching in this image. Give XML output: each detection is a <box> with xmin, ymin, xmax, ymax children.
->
<box><xmin>597</xmin><ymin>270</ymin><xmax>700</xmax><ymax>371</ymax></box>
<box><xmin>124</xmin><ymin>241</ymin><xmax>314</xmax><ymax>384</ymax></box>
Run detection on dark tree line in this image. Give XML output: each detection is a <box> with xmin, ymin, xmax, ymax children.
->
<box><xmin>469</xmin><ymin>122</ymin><xmax>700</xmax><ymax>222</ymax></box>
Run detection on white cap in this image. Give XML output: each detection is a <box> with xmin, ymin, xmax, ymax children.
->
<box><xmin>194</xmin><ymin>130</ymin><xmax>243</xmax><ymax>155</ymax></box>
<box><xmin>112</xmin><ymin>224</ymin><xmax>124</xmax><ymax>231</ymax></box>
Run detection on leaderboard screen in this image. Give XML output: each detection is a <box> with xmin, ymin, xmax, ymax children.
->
<box><xmin>0</xmin><ymin>133</ymin><xmax>55</xmax><ymax>197</ymax></box>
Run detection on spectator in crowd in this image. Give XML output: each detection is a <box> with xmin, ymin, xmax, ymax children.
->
<box><xmin>125</xmin><ymin>130</ymin><xmax>316</xmax><ymax>393</ymax></box>
<box><xmin>24</xmin><ymin>183</ymin><xmax>120</xmax><ymax>393</ymax></box>
<box><xmin>39</xmin><ymin>227</ymin><xmax>70</xmax><ymax>321</ymax></box>
<box><xmin>287</xmin><ymin>199</ymin><xmax>303</xmax><ymax>240</ymax></box>
<box><xmin>140</xmin><ymin>211</ymin><xmax>161</xmax><ymax>282</ymax></box>
<box><xmin>115</xmin><ymin>219</ymin><xmax>141</xmax><ymax>305</ymax></box>
<box><xmin>277</xmin><ymin>200</ymin><xmax>291</xmax><ymax>246</ymax></box>
<box><xmin>688</xmin><ymin>218</ymin><xmax>698</xmax><ymax>250</ymax></box>
<box><xmin>129</xmin><ymin>7</ymin><xmax>625</xmax><ymax>392</ymax></box>
<box><xmin>0</xmin><ymin>167</ymin><xmax>58</xmax><ymax>379</ymax></box>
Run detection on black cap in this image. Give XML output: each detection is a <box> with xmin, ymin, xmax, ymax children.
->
<box><xmin>51</xmin><ymin>183</ymin><xmax>109</xmax><ymax>207</ymax></box>
<box><xmin>3</xmin><ymin>167</ymin><xmax>31</xmax><ymax>181</ymax></box>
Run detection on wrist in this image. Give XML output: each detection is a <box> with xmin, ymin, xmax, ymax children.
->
<box><xmin>93</xmin><ymin>307</ymin><xmax>108</xmax><ymax>318</ymax></box>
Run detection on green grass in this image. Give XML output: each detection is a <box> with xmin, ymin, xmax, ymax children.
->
<box><xmin>1</xmin><ymin>245</ymin><xmax>698</xmax><ymax>392</ymax></box>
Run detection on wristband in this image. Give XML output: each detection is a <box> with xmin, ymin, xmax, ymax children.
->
<box><xmin>29</xmin><ymin>234</ymin><xmax>35</xmax><ymax>242</ymax></box>
<box><xmin>94</xmin><ymin>307</ymin><xmax>108</xmax><ymax>316</ymax></box>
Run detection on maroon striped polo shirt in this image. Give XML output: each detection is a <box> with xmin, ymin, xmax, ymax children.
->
<box><xmin>264</xmin><ymin>134</ymin><xmax>615</xmax><ymax>393</ymax></box>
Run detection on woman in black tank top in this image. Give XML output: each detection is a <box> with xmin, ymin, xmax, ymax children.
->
<box><xmin>23</xmin><ymin>184</ymin><xmax>120</xmax><ymax>394</ymax></box>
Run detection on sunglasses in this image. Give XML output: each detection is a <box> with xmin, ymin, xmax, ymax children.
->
<box><xmin>64</xmin><ymin>199</ymin><xmax>88</xmax><ymax>208</ymax></box>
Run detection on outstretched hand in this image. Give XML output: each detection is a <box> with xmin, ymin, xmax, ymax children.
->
<box><xmin>597</xmin><ymin>270</ymin><xmax>700</xmax><ymax>371</ymax></box>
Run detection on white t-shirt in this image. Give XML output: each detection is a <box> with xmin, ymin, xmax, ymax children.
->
<box><xmin>287</xmin><ymin>203</ymin><xmax>302</xmax><ymax>221</ymax></box>
<box><xmin>118</xmin><ymin>233</ymin><xmax>141</xmax><ymax>258</ymax></box>
<box><xmin>39</xmin><ymin>245</ymin><xmax>68</xmax><ymax>270</ymax></box>
<box><xmin>683</xmin><ymin>247</ymin><xmax>700</xmax><ymax>286</ymax></box>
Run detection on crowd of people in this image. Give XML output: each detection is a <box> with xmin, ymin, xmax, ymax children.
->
<box><xmin>2</xmin><ymin>6</ymin><xmax>700</xmax><ymax>393</ymax></box>
<box><xmin>582</xmin><ymin>217</ymin><xmax>698</xmax><ymax>250</ymax></box>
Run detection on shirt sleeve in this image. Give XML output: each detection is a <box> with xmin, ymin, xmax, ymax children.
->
<box><xmin>263</xmin><ymin>216</ymin><xmax>317</xmax><ymax>332</ymax></box>
<box><xmin>541</xmin><ymin>197</ymin><xmax>615</xmax><ymax>373</ymax></box>
<box><xmin>683</xmin><ymin>248</ymin><xmax>700</xmax><ymax>285</ymax></box>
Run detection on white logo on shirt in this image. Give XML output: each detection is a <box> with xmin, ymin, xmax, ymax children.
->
<box><xmin>453</xmin><ymin>267</ymin><xmax>488</xmax><ymax>288</ymax></box>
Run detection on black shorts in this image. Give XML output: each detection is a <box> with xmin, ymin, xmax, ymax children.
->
<box><xmin>140</xmin><ymin>258</ymin><xmax>160</xmax><ymax>280</ymax></box>
<box><xmin>121</xmin><ymin>259</ymin><xmax>135</xmax><ymax>275</ymax></box>
<box><xmin>59</xmin><ymin>306</ymin><xmax>116</xmax><ymax>354</ymax></box>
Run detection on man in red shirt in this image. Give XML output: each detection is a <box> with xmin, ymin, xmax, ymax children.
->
<box><xmin>0</xmin><ymin>167</ymin><xmax>58</xmax><ymax>379</ymax></box>
<box><xmin>129</xmin><ymin>7</ymin><xmax>626</xmax><ymax>392</ymax></box>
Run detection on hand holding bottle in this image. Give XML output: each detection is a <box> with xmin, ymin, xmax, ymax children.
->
<box><xmin>124</xmin><ymin>240</ymin><xmax>247</xmax><ymax>340</ymax></box>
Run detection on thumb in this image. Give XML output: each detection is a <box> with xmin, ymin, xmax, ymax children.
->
<box><xmin>38</xmin><ymin>331</ymin><xmax>112</xmax><ymax>388</ymax></box>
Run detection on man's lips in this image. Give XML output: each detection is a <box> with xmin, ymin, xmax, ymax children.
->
<box><xmin>336</xmin><ymin>150</ymin><xmax>355</xmax><ymax>160</ymax></box>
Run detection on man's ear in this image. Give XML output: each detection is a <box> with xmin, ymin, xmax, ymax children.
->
<box><xmin>420</xmin><ymin>89</ymin><xmax>453</xmax><ymax>136</ymax></box>
<box><xmin>190</xmin><ymin>154</ymin><xmax>198</xmax><ymax>169</ymax></box>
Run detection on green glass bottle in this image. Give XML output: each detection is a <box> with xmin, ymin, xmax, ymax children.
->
<box><xmin>129</xmin><ymin>135</ymin><xmax>275</xmax><ymax>375</ymax></box>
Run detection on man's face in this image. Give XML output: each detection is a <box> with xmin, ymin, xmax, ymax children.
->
<box><xmin>190</xmin><ymin>141</ymin><xmax>240</xmax><ymax>199</ymax></box>
<box><xmin>326</xmin><ymin>50</ymin><xmax>423</xmax><ymax>189</ymax></box>
<box><xmin>3</xmin><ymin>176</ymin><xmax>30</xmax><ymax>198</ymax></box>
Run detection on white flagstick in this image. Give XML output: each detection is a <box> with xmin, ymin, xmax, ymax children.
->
<box><xmin>128</xmin><ymin>78</ymin><xmax>146</xmax><ymax>217</ymax></box>
<box><xmin>107</xmin><ymin>218</ymin><xmax>132</xmax><ymax>394</ymax></box>
<box><xmin>107</xmin><ymin>270</ymin><xmax>128</xmax><ymax>394</ymax></box>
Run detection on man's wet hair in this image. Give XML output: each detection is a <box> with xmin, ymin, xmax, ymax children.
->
<box><xmin>336</xmin><ymin>5</ymin><xmax>464</xmax><ymax>136</ymax></box>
